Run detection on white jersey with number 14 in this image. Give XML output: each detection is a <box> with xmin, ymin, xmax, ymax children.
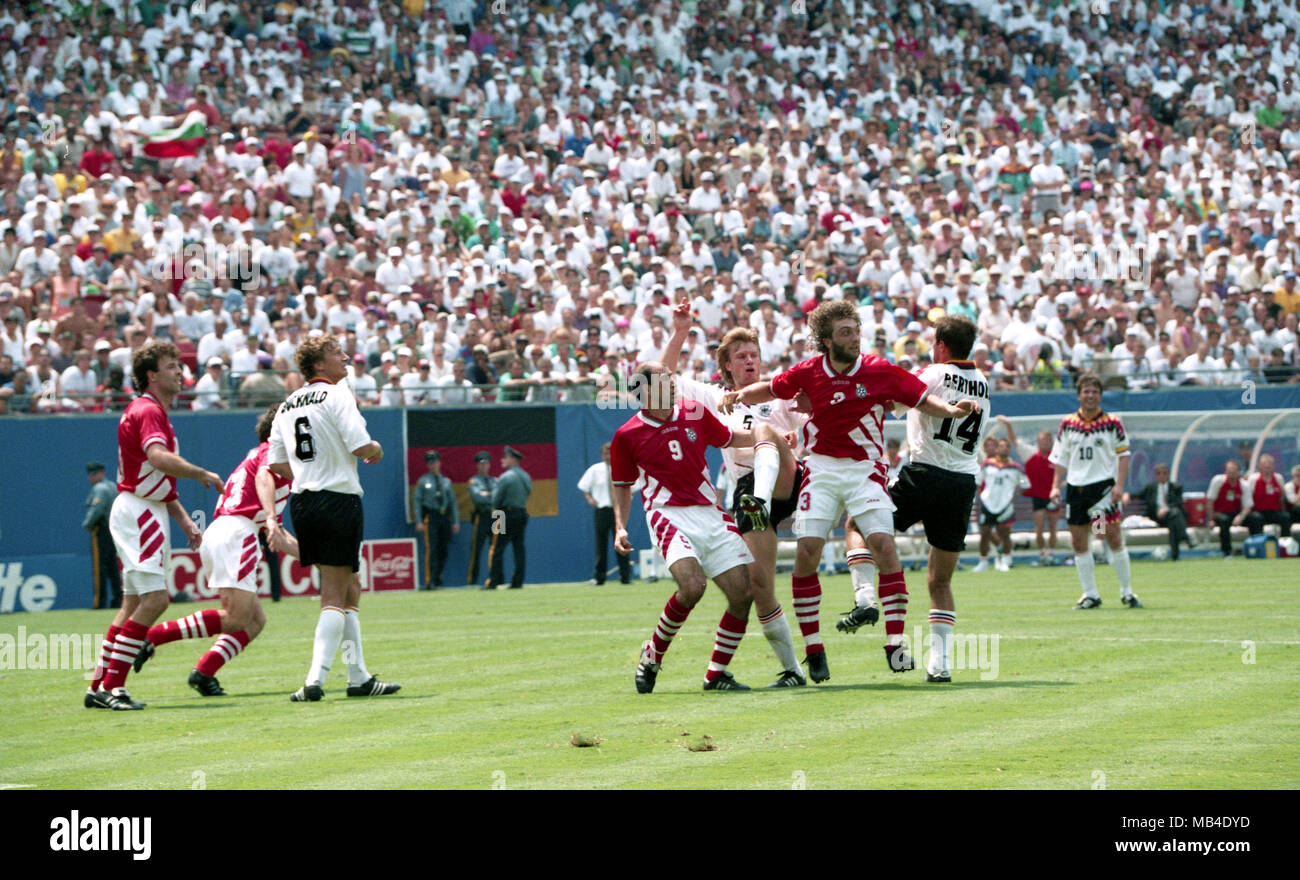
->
<box><xmin>904</xmin><ymin>360</ymin><xmax>990</xmax><ymax>477</ymax></box>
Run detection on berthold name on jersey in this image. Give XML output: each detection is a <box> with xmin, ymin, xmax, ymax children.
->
<box><xmin>941</xmin><ymin>373</ymin><xmax>989</xmax><ymax>398</ymax></box>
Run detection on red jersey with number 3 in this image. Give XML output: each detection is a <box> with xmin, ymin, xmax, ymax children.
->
<box><xmin>611</xmin><ymin>398</ymin><xmax>733</xmax><ymax>511</ymax></box>
<box><xmin>770</xmin><ymin>353</ymin><xmax>928</xmax><ymax>463</ymax></box>
<box><xmin>115</xmin><ymin>392</ymin><xmax>179</xmax><ymax>503</ymax></box>
<box><xmin>213</xmin><ymin>443</ymin><xmax>293</xmax><ymax>525</ymax></box>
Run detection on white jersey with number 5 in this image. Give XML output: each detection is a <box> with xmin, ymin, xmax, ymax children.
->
<box><xmin>676</xmin><ymin>375</ymin><xmax>804</xmax><ymax>479</ymax></box>
<box><xmin>904</xmin><ymin>360</ymin><xmax>990</xmax><ymax>476</ymax></box>
<box><xmin>268</xmin><ymin>377</ymin><xmax>373</xmax><ymax>496</ymax></box>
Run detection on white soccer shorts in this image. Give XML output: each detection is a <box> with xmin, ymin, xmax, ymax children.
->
<box><xmin>201</xmin><ymin>515</ymin><xmax>261</xmax><ymax>593</ymax></box>
<box><xmin>645</xmin><ymin>505</ymin><xmax>755</xmax><ymax>579</ymax></box>
<box><xmin>794</xmin><ymin>453</ymin><xmax>896</xmax><ymax>541</ymax></box>
<box><xmin>108</xmin><ymin>493</ymin><xmax>170</xmax><ymax>594</ymax></box>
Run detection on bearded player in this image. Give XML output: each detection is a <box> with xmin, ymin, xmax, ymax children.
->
<box><xmin>613</xmin><ymin>361</ymin><xmax>763</xmax><ymax>692</ymax></box>
<box><xmin>133</xmin><ymin>404</ymin><xmax>298</xmax><ymax>695</ymax></box>
<box><xmin>721</xmin><ymin>300</ymin><xmax>980</xmax><ymax>677</ymax></box>
<box><xmin>659</xmin><ymin>299</ymin><xmax>809</xmax><ymax>686</ymax></box>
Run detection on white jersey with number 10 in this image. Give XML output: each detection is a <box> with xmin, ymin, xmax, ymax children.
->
<box><xmin>267</xmin><ymin>378</ymin><xmax>373</xmax><ymax>496</ymax></box>
<box><xmin>904</xmin><ymin>360</ymin><xmax>990</xmax><ymax>477</ymax></box>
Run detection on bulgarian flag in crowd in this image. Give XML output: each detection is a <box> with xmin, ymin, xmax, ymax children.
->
<box><xmin>142</xmin><ymin>111</ymin><xmax>208</xmax><ymax>159</ymax></box>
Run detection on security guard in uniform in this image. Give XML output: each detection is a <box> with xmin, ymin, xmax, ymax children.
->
<box><xmin>466</xmin><ymin>450</ymin><xmax>496</xmax><ymax>586</ymax></box>
<box><xmin>487</xmin><ymin>446</ymin><xmax>533</xmax><ymax>589</ymax></box>
<box><xmin>413</xmin><ymin>450</ymin><xmax>458</xmax><ymax>589</ymax></box>
<box><xmin>82</xmin><ymin>461</ymin><xmax>121</xmax><ymax>609</ymax></box>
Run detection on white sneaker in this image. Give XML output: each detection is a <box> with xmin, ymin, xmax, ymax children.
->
<box><xmin>996</xmin><ymin>557</ymin><xmax>1011</xmax><ymax>572</ymax></box>
<box><xmin>972</xmin><ymin>560</ymin><xmax>990</xmax><ymax>573</ymax></box>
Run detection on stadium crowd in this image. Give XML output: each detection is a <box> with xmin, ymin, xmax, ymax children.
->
<box><xmin>3</xmin><ymin>0</ymin><xmax>1300</xmax><ymax>416</ymax></box>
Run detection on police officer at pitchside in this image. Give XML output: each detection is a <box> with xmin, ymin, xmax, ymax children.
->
<box><xmin>466</xmin><ymin>450</ymin><xmax>496</xmax><ymax>586</ymax></box>
<box><xmin>413</xmin><ymin>450</ymin><xmax>457</xmax><ymax>589</ymax></box>
<box><xmin>486</xmin><ymin>446</ymin><xmax>532</xmax><ymax>590</ymax></box>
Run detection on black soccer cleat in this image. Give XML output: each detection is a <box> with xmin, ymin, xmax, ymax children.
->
<box><xmin>84</xmin><ymin>689</ymin><xmax>103</xmax><ymax>709</ymax></box>
<box><xmin>1121</xmin><ymin>594</ymin><xmax>1144</xmax><ymax>609</ymax></box>
<box><xmin>634</xmin><ymin>641</ymin><xmax>660</xmax><ymax>694</ymax></box>
<box><xmin>702</xmin><ymin>671</ymin><xmax>751</xmax><ymax>691</ymax></box>
<box><xmin>1073</xmin><ymin>596</ymin><xmax>1102</xmax><ymax>610</ymax></box>
<box><xmin>925</xmin><ymin>672</ymin><xmax>952</xmax><ymax>683</ymax></box>
<box><xmin>289</xmin><ymin>683</ymin><xmax>324</xmax><ymax>702</ymax></box>
<box><xmin>737</xmin><ymin>494</ymin><xmax>771</xmax><ymax>531</ymax></box>
<box><xmin>884</xmin><ymin>643</ymin><xmax>916</xmax><ymax>672</ymax></box>
<box><xmin>804</xmin><ymin>651</ymin><xmax>830</xmax><ymax>683</ymax></box>
<box><xmin>188</xmin><ymin>669</ymin><xmax>226</xmax><ymax>696</ymax></box>
<box><xmin>92</xmin><ymin>688</ymin><xmax>145</xmax><ymax>710</ymax></box>
<box><xmin>346</xmin><ymin>676</ymin><xmax>402</xmax><ymax>697</ymax></box>
<box><xmin>836</xmin><ymin>603</ymin><xmax>880</xmax><ymax>633</ymax></box>
<box><xmin>132</xmin><ymin>639</ymin><xmax>155</xmax><ymax>673</ymax></box>
<box><xmin>767</xmin><ymin>669</ymin><xmax>807</xmax><ymax>688</ymax></box>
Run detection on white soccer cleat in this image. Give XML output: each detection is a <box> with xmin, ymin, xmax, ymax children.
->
<box><xmin>971</xmin><ymin>560</ymin><xmax>990</xmax><ymax>573</ymax></box>
<box><xmin>996</xmin><ymin>557</ymin><xmax>1011</xmax><ymax>572</ymax></box>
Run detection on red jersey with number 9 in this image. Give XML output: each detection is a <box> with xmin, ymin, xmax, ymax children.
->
<box><xmin>770</xmin><ymin>353</ymin><xmax>928</xmax><ymax>463</ymax></box>
<box><xmin>115</xmin><ymin>392</ymin><xmax>179</xmax><ymax>503</ymax></box>
<box><xmin>611</xmin><ymin>398</ymin><xmax>733</xmax><ymax>510</ymax></box>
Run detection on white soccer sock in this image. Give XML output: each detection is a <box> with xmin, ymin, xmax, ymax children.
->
<box><xmin>751</xmin><ymin>442</ymin><xmax>779</xmax><ymax>506</ymax></box>
<box><xmin>306</xmin><ymin>607</ymin><xmax>345</xmax><ymax>687</ymax></box>
<box><xmin>759</xmin><ymin>606</ymin><xmax>800</xmax><ymax>673</ymax></box>
<box><xmin>342</xmin><ymin>607</ymin><xmax>372</xmax><ymax>686</ymax></box>
<box><xmin>1074</xmin><ymin>552</ymin><xmax>1099</xmax><ymax>600</ymax></box>
<box><xmin>847</xmin><ymin>549</ymin><xmax>877</xmax><ymax>605</ymax></box>
<box><xmin>978</xmin><ymin>555</ymin><xmax>990</xmax><ymax>565</ymax></box>
<box><xmin>927</xmin><ymin>610</ymin><xmax>956</xmax><ymax>677</ymax></box>
<box><xmin>1109</xmin><ymin>547</ymin><xmax>1133</xmax><ymax>598</ymax></box>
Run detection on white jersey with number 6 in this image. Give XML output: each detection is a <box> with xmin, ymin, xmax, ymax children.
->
<box><xmin>903</xmin><ymin>360</ymin><xmax>990</xmax><ymax>476</ymax></box>
<box><xmin>268</xmin><ymin>377</ymin><xmax>373</xmax><ymax>496</ymax></box>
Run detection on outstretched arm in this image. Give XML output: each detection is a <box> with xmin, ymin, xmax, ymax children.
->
<box><xmin>719</xmin><ymin>380</ymin><xmax>776</xmax><ymax>413</ymax></box>
<box><xmin>661</xmin><ymin>299</ymin><xmax>693</xmax><ymax>373</ymax></box>
<box><xmin>916</xmin><ymin>393</ymin><xmax>980</xmax><ymax>420</ymax></box>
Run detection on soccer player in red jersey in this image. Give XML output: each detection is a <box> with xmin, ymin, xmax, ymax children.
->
<box><xmin>611</xmin><ymin>361</ymin><xmax>765</xmax><ymax>692</ymax></box>
<box><xmin>721</xmin><ymin>300</ymin><xmax>979</xmax><ymax>678</ymax></box>
<box><xmin>86</xmin><ymin>342</ymin><xmax>223</xmax><ymax>711</ymax></box>
<box><xmin>132</xmin><ymin>404</ymin><xmax>298</xmax><ymax>695</ymax></box>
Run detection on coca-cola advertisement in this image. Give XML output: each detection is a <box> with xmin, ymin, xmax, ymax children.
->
<box><xmin>166</xmin><ymin>539</ymin><xmax>416</xmax><ymax>599</ymax></box>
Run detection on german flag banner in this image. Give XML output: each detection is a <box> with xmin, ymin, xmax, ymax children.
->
<box><xmin>405</xmin><ymin>407</ymin><xmax>558</xmax><ymax>522</ymax></box>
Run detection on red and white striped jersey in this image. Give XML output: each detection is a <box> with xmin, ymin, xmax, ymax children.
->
<box><xmin>611</xmin><ymin>398</ymin><xmax>733</xmax><ymax>511</ymax></box>
<box><xmin>677</xmin><ymin>375</ymin><xmax>805</xmax><ymax>479</ymax></box>
<box><xmin>115</xmin><ymin>392</ymin><xmax>178</xmax><ymax>503</ymax></box>
<box><xmin>213</xmin><ymin>443</ymin><xmax>293</xmax><ymax>526</ymax></box>
<box><xmin>769</xmin><ymin>353</ymin><xmax>928</xmax><ymax>463</ymax></box>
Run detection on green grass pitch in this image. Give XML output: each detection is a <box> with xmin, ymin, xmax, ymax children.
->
<box><xmin>1</xmin><ymin>558</ymin><xmax>1296</xmax><ymax>789</ymax></box>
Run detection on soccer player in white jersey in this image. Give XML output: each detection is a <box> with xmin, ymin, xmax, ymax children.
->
<box><xmin>973</xmin><ymin>438</ymin><xmax>1030</xmax><ymax>573</ymax></box>
<box><xmin>612</xmin><ymin>361</ymin><xmax>762</xmax><ymax>692</ymax></box>
<box><xmin>722</xmin><ymin>301</ymin><xmax>980</xmax><ymax>678</ymax></box>
<box><xmin>87</xmin><ymin>342</ymin><xmax>223</xmax><ymax>711</ymax></box>
<box><xmin>268</xmin><ymin>335</ymin><xmax>400</xmax><ymax>701</ymax></box>
<box><xmin>836</xmin><ymin>316</ymin><xmax>990</xmax><ymax>681</ymax></box>
<box><xmin>659</xmin><ymin>300</ymin><xmax>810</xmax><ymax>686</ymax></box>
<box><xmin>132</xmin><ymin>404</ymin><xmax>297</xmax><ymax>696</ymax></box>
<box><xmin>1048</xmin><ymin>372</ymin><xmax>1142</xmax><ymax>609</ymax></box>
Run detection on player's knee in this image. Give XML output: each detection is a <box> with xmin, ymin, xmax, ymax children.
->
<box><xmin>677</xmin><ymin>580</ymin><xmax>705</xmax><ymax>607</ymax></box>
<box><xmin>794</xmin><ymin>542</ymin><xmax>821</xmax><ymax>569</ymax></box>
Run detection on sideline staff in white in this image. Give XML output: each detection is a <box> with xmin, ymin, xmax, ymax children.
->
<box><xmin>577</xmin><ymin>442</ymin><xmax>632</xmax><ymax>585</ymax></box>
<box><xmin>268</xmin><ymin>334</ymin><xmax>400</xmax><ymax>701</ymax></box>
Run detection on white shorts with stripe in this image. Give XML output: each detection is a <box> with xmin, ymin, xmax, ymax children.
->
<box><xmin>200</xmin><ymin>515</ymin><xmax>261</xmax><ymax>593</ymax></box>
<box><xmin>794</xmin><ymin>453</ymin><xmax>896</xmax><ymax>541</ymax></box>
<box><xmin>108</xmin><ymin>492</ymin><xmax>170</xmax><ymax>594</ymax></box>
<box><xmin>645</xmin><ymin>505</ymin><xmax>754</xmax><ymax>579</ymax></box>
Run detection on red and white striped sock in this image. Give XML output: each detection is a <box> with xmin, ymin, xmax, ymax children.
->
<box><xmin>704</xmin><ymin>611</ymin><xmax>748</xmax><ymax>683</ymax></box>
<box><xmin>649</xmin><ymin>594</ymin><xmax>691</xmax><ymax>663</ymax></box>
<box><xmin>791</xmin><ymin>573</ymin><xmax>823</xmax><ymax>653</ymax></box>
<box><xmin>147</xmin><ymin>608</ymin><xmax>223</xmax><ymax>646</ymax></box>
<box><xmin>102</xmin><ymin>619</ymin><xmax>148</xmax><ymax>691</ymax></box>
<box><xmin>879</xmin><ymin>571</ymin><xmax>909</xmax><ymax>646</ymax></box>
<box><xmin>89</xmin><ymin>624</ymin><xmax>121</xmax><ymax>691</ymax></box>
<box><xmin>195</xmin><ymin>631</ymin><xmax>251</xmax><ymax>677</ymax></box>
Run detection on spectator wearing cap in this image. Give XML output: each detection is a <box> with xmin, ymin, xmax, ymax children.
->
<box><xmin>192</xmin><ymin>357</ymin><xmax>227</xmax><ymax>410</ymax></box>
<box><xmin>401</xmin><ymin>357</ymin><xmax>438</xmax><ymax>404</ymax></box>
<box><xmin>82</xmin><ymin>461</ymin><xmax>121</xmax><ymax>610</ymax></box>
<box><xmin>345</xmin><ymin>353</ymin><xmax>379</xmax><ymax>404</ymax></box>
<box><xmin>412</xmin><ymin>450</ymin><xmax>458</xmax><ymax>590</ymax></box>
<box><xmin>486</xmin><ymin>445</ymin><xmax>532</xmax><ymax>590</ymax></box>
<box><xmin>60</xmin><ymin>347</ymin><xmax>97</xmax><ymax>409</ymax></box>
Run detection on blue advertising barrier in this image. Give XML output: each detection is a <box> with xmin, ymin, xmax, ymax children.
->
<box><xmin>2</xmin><ymin>385</ymin><xmax>1297</xmax><ymax>612</ymax></box>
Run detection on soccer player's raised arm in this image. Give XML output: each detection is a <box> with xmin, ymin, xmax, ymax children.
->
<box><xmin>661</xmin><ymin>299</ymin><xmax>693</xmax><ymax>373</ymax></box>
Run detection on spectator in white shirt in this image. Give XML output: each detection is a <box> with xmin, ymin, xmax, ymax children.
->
<box><xmin>59</xmin><ymin>349</ymin><xmax>98</xmax><ymax>408</ymax></box>
<box><xmin>191</xmin><ymin>358</ymin><xmax>227</xmax><ymax>410</ymax></box>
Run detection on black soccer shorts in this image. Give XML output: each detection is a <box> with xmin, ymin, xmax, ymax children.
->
<box><xmin>890</xmin><ymin>463</ymin><xmax>977</xmax><ymax>553</ymax></box>
<box><xmin>731</xmin><ymin>460</ymin><xmax>809</xmax><ymax>534</ymax></box>
<box><xmin>1065</xmin><ymin>479</ymin><xmax>1118</xmax><ymax>527</ymax></box>
<box><xmin>290</xmin><ymin>490</ymin><xmax>364</xmax><ymax>571</ymax></box>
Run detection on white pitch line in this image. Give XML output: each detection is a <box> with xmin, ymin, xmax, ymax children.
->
<box><xmin>0</xmin><ymin>784</ymin><xmax>35</xmax><ymax>790</ymax></box>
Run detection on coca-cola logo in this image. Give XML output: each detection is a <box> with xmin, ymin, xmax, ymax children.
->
<box><xmin>371</xmin><ymin>554</ymin><xmax>412</xmax><ymax>576</ymax></box>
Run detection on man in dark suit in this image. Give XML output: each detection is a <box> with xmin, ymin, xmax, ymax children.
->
<box><xmin>1126</xmin><ymin>463</ymin><xmax>1193</xmax><ymax>560</ymax></box>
